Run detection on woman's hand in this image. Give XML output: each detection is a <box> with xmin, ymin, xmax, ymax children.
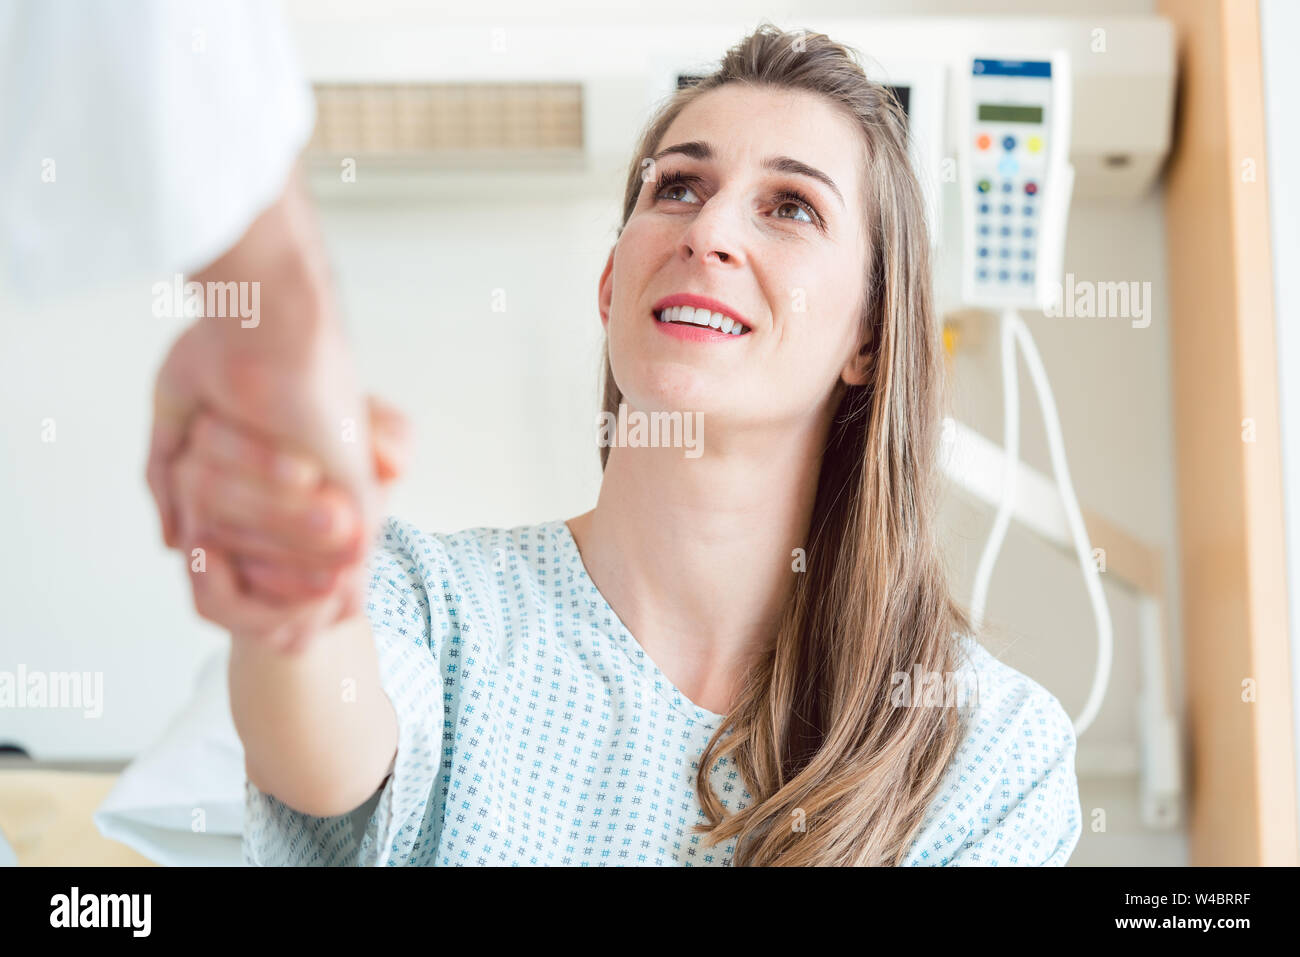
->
<box><xmin>173</xmin><ymin>396</ymin><xmax>411</xmax><ymax>651</ymax></box>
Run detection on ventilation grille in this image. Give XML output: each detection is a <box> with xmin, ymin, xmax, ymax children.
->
<box><xmin>306</xmin><ymin>82</ymin><xmax>583</xmax><ymax>157</ymax></box>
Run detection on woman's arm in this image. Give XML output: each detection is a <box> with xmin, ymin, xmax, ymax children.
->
<box><xmin>229</xmin><ymin>613</ymin><xmax>399</xmax><ymax>818</ymax></box>
<box><xmin>165</xmin><ymin>404</ymin><xmax>410</xmax><ymax>816</ymax></box>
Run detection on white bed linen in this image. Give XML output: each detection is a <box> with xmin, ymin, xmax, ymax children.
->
<box><xmin>94</xmin><ymin>648</ymin><xmax>245</xmax><ymax>866</ymax></box>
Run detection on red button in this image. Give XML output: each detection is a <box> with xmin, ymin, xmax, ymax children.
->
<box><xmin>1024</xmin><ymin>181</ymin><xmax>1038</xmax><ymax>195</ymax></box>
<box><xmin>976</xmin><ymin>134</ymin><xmax>992</xmax><ymax>150</ymax></box>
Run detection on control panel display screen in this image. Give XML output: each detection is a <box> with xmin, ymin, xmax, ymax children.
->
<box><xmin>977</xmin><ymin>103</ymin><xmax>1043</xmax><ymax>124</ymax></box>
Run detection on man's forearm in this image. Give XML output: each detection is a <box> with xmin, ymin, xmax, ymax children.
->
<box><xmin>174</xmin><ymin>158</ymin><xmax>373</xmax><ymax>509</ymax></box>
<box><xmin>191</xmin><ymin>162</ymin><xmax>337</xmax><ymax>352</ymax></box>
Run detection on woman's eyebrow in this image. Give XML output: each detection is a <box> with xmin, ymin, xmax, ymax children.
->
<box><xmin>763</xmin><ymin>155</ymin><xmax>845</xmax><ymax>209</ymax></box>
<box><xmin>652</xmin><ymin>140</ymin><xmax>845</xmax><ymax>209</ymax></box>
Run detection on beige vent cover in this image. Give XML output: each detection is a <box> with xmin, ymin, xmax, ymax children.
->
<box><xmin>307</xmin><ymin>82</ymin><xmax>583</xmax><ymax>156</ymax></box>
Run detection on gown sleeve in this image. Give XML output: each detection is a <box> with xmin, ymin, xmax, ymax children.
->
<box><xmin>242</xmin><ymin>517</ymin><xmax>450</xmax><ymax>866</ymax></box>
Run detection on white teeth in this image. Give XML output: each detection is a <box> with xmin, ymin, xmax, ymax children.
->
<box><xmin>655</xmin><ymin>304</ymin><xmax>750</xmax><ymax>335</ymax></box>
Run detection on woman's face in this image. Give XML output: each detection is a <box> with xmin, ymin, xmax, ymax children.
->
<box><xmin>600</xmin><ymin>83</ymin><xmax>872</xmax><ymax>435</ymax></box>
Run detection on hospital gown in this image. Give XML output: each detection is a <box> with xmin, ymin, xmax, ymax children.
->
<box><xmin>243</xmin><ymin>516</ymin><xmax>1083</xmax><ymax>866</ymax></box>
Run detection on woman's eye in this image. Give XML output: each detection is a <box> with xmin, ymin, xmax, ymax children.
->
<box><xmin>658</xmin><ymin>182</ymin><xmax>700</xmax><ymax>204</ymax></box>
<box><xmin>774</xmin><ymin>200</ymin><xmax>813</xmax><ymax>223</ymax></box>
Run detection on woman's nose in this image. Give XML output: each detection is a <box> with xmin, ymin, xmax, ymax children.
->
<box><xmin>678</xmin><ymin>197</ymin><xmax>742</xmax><ymax>267</ymax></box>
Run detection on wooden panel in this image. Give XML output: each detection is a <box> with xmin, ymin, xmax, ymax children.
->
<box><xmin>1158</xmin><ymin>0</ymin><xmax>1298</xmax><ymax>864</ymax></box>
<box><xmin>307</xmin><ymin>82</ymin><xmax>584</xmax><ymax>154</ymax></box>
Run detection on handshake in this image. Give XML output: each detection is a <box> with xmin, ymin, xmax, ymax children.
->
<box><xmin>143</xmin><ymin>287</ymin><xmax>411</xmax><ymax>656</ymax></box>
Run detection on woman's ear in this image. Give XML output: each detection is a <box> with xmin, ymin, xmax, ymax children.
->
<box><xmin>597</xmin><ymin>248</ymin><xmax>615</xmax><ymax>329</ymax></box>
<box><xmin>841</xmin><ymin>337</ymin><xmax>874</xmax><ymax>387</ymax></box>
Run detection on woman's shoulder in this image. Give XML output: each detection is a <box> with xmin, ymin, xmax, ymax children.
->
<box><xmin>366</xmin><ymin>514</ymin><xmax>573</xmax><ymax>603</ymax></box>
<box><xmin>899</xmin><ymin>633</ymin><xmax>1082</xmax><ymax>866</ymax></box>
<box><xmin>947</xmin><ymin>633</ymin><xmax>1079</xmax><ymax>781</ymax></box>
<box><xmin>950</xmin><ymin>632</ymin><xmax>1076</xmax><ymax>737</ymax></box>
<box><xmin>361</xmin><ymin>515</ymin><xmax>573</xmax><ymax>662</ymax></box>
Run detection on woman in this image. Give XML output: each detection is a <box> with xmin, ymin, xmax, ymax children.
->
<box><xmin>171</xmin><ymin>24</ymin><xmax>1082</xmax><ymax>866</ymax></box>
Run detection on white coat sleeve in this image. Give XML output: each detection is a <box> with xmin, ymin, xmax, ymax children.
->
<box><xmin>0</xmin><ymin>0</ymin><xmax>316</xmax><ymax>301</ymax></box>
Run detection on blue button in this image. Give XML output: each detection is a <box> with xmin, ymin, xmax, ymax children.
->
<box><xmin>977</xmin><ymin>247</ymin><xmax>989</xmax><ymax>258</ymax></box>
<box><xmin>1002</xmin><ymin>135</ymin><xmax>1016</xmax><ymax>151</ymax></box>
<box><xmin>978</xmin><ymin>224</ymin><xmax>990</xmax><ymax>236</ymax></box>
<box><xmin>979</xmin><ymin>202</ymin><xmax>990</xmax><ymax>214</ymax></box>
<box><xmin>1000</xmin><ymin>204</ymin><xmax>1012</xmax><ymax>215</ymax></box>
<box><xmin>977</xmin><ymin>268</ymin><xmax>989</xmax><ymax>280</ymax></box>
<box><xmin>1001</xmin><ymin>181</ymin><xmax>1013</xmax><ymax>193</ymax></box>
<box><xmin>1000</xmin><ymin>225</ymin><xmax>1011</xmax><ymax>237</ymax></box>
<box><xmin>998</xmin><ymin>270</ymin><xmax>1011</xmax><ymax>282</ymax></box>
<box><xmin>1000</xmin><ymin>248</ymin><xmax>1011</xmax><ymax>258</ymax></box>
<box><xmin>1020</xmin><ymin>249</ymin><xmax>1033</xmax><ymax>260</ymax></box>
<box><xmin>1023</xmin><ymin>205</ymin><xmax>1034</xmax><ymax>216</ymax></box>
<box><xmin>1020</xmin><ymin>270</ymin><xmax>1034</xmax><ymax>283</ymax></box>
<box><xmin>998</xmin><ymin>156</ymin><xmax>1019</xmax><ymax>177</ymax></box>
<box><xmin>1022</xmin><ymin>227</ymin><xmax>1034</xmax><ymax>238</ymax></box>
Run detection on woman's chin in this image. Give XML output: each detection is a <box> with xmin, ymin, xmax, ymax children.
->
<box><xmin>620</xmin><ymin>382</ymin><xmax>724</xmax><ymax>419</ymax></box>
<box><xmin>620</xmin><ymin>361</ymin><xmax>739</xmax><ymax>414</ymax></box>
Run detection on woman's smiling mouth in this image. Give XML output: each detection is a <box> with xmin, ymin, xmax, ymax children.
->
<box><xmin>651</xmin><ymin>294</ymin><xmax>752</xmax><ymax>339</ymax></box>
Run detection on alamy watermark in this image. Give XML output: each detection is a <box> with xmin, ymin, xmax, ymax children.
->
<box><xmin>50</xmin><ymin>887</ymin><xmax>150</xmax><ymax>937</ymax></box>
<box><xmin>151</xmin><ymin>273</ymin><xmax>260</xmax><ymax>328</ymax></box>
<box><xmin>0</xmin><ymin>664</ymin><xmax>103</xmax><ymax>718</ymax></box>
<box><xmin>1043</xmin><ymin>272</ymin><xmax>1152</xmax><ymax>329</ymax></box>
<box><xmin>890</xmin><ymin>664</ymin><xmax>980</xmax><ymax>710</ymax></box>
<box><xmin>597</xmin><ymin>403</ymin><xmax>704</xmax><ymax>458</ymax></box>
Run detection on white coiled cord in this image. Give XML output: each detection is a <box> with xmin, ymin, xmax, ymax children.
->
<box><xmin>968</xmin><ymin>308</ymin><xmax>1114</xmax><ymax>736</ymax></box>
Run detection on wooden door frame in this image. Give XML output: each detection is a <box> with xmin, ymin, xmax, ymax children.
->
<box><xmin>1157</xmin><ymin>0</ymin><xmax>1298</xmax><ymax>864</ymax></box>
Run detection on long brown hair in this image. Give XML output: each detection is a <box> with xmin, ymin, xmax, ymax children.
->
<box><xmin>598</xmin><ymin>22</ymin><xmax>976</xmax><ymax>865</ymax></box>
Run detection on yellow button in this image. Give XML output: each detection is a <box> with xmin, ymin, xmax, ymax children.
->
<box><xmin>1027</xmin><ymin>136</ymin><xmax>1043</xmax><ymax>153</ymax></box>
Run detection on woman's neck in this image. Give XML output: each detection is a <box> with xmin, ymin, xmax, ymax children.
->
<box><xmin>566</xmin><ymin>414</ymin><xmax>829</xmax><ymax>715</ymax></box>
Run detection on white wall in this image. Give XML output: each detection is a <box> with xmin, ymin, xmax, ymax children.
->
<box><xmin>1260</xmin><ymin>0</ymin><xmax>1300</xmax><ymax>848</ymax></box>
